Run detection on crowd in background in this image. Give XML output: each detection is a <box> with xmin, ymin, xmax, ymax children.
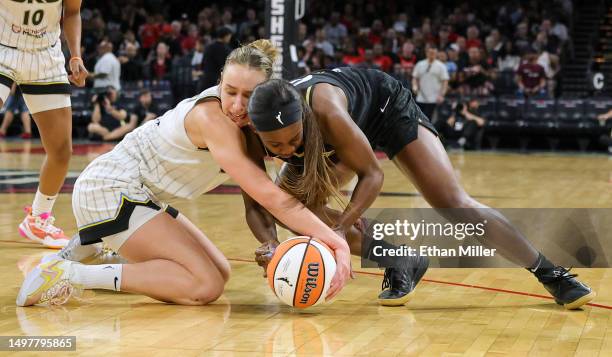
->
<box><xmin>62</xmin><ymin>0</ymin><xmax>573</xmax><ymax>97</ymax></box>
<box><xmin>3</xmin><ymin>0</ymin><xmax>609</xmax><ymax>152</ymax></box>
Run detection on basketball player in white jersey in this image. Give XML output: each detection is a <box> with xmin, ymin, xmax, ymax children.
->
<box><xmin>0</xmin><ymin>0</ymin><xmax>88</xmax><ymax>248</ymax></box>
<box><xmin>16</xmin><ymin>40</ymin><xmax>352</xmax><ymax>307</ymax></box>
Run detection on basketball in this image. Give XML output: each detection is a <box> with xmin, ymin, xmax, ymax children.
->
<box><xmin>267</xmin><ymin>236</ymin><xmax>336</xmax><ymax>308</ymax></box>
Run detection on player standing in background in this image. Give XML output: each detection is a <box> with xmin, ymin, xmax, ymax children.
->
<box><xmin>0</xmin><ymin>0</ymin><xmax>88</xmax><ymax>248</ymax></box>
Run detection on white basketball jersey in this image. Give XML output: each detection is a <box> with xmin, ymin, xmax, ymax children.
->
<box><xmin>0</xmin><ymin>0</ymin><xmax>62</xmax><ymax>50</ymax></box>
<box><xmin>80</xmin><ymin>86</ymin><xmax>228</xmax><ymax>206</ymax></box>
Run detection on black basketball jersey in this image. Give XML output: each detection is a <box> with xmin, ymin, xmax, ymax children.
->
<box><xmin>290</xmin><ymin>67</ymin><xmax>404</xmax><ymax>148</ymax></box>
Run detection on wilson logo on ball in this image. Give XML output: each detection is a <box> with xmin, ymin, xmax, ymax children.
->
<box><xmin>300</xmin><ymin>263</ymin><xmax>320</xmax><ymax>304</ymax></box>
<box><xmin>267</xmin><ymin>236</ymin><xmax>336</xmax><ymax>308</ymax></box>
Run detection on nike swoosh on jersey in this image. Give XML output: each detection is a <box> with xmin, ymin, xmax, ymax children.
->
<box><xmin>380</xmin><ymin>97</ymin><xmax>391</xmax><ymax>113</ymax></box>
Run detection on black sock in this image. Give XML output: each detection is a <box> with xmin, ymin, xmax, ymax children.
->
<box><xmin>527</xmin><ymin>252</ymin><xmax>555</xmax><ymax>273</ymax></box>
<box><xmin>363</xmin><ymin>238</ymin><xmax>404</xmax><ymax>268</ymax></box>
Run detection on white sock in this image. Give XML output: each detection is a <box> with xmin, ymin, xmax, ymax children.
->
<box><xmin>71</xmin><ymin>264</ymin><xmax>123</xmax><ymax>291</ymax></box>
<box><xmin>31</xmin><ymin>189</ymin><xmax>58</xmax><ymax>216</ymax></box>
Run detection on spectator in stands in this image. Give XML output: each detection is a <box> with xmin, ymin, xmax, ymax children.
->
<box><xmin>438</xmin><ymin>50</ymin><xmax>458</xmax><ymax>81</ymax></box>
<box><xmin>118</xmin><ymin>30</ymin><xmax>141</xmax><ymax>56</ymax></box>
<box><xmin>460</xmin><ymin>46</ymin><xmax>494</xmax><ymax>96</ymax></box>
<box><xmin>551</xmin><ymin>17</ymin><xmax>569</xmax><ymax>43</ymax></box>
<box><xmin>390</xmin><ymin>63</ymin><xmax>410</xmax><ymax>88</ymax></box>
<box><xmin>0</xmin><ymin>84</ymin><xmax>31</xmax><ymax>139</ymax></box>
<box><xmin>516</xmin><ymin>51</ymin><xmax>547</xmax><ymax>97</ymax></box>
<box><xmin>342</xmin><ymin>40</ymin><xmax>363</xmax><ymax>66</ymax></box>
<box><xmin>596</xmin><ymin>110</ymin><xmax>612</xmax><ymax>154</ymax></box>
<box><xmin>453</xmin><ymin>36</ymin><xmax>469</xmax><ymax>69</ymax></box>
<box><xmin>340</xmin><ymin>3</ymin><xmax>356</xmax><ymax>33</ymax></box>
<box><xmin>466</xmin><ymin>25</ymin><xmax>482</xmax><ymax>49</ymax></box>
<box><xmin>369</xmin><ymin>19</ymin><xmax>385</xmax><ymax>45</ymax></box>
<box><xmin>221</xmin><ymin>9</ymin><xmax>237</xmax><ymax>34</ymax></box>
<box><xmin>412</xmin><ymin>45</ymin><xmax>449</xmax><ymax>120</ymax></box>
<box><xmin>485</xmin><ymin>29</ymin><xmax>504</xmax><ymax>64</ymax></box>
<box><xmin>238</xmin><ymin>8</ymin><xmax>260</xmax><ymax>42</ymax></box>
<box><xmin>146</xmin><ymin>41</ymin><xmax>173</xmax><ymax>81</ymax></box>
<box><xmin>201</xmin><ymin>27</ymin><xmax>232</xmax><ymax>89</ymax></box>
<box><xmin>139</xmin><ymin>15</ymin><xmax>162</xmax><ymax>57</ymax></box>
<box><xmin>372</xmin><ymin>43</ymin><xmax>392</xmax><ymax>72</ymax></box>
<box><xmin>181</xmin><ymin>24</ymin><xmax>200</xmax><ymax>54</ymax></box>
<box><xmin>160</xmin><ymin>21</ymin><xmax>183</xmax><ymax>57</ymax></box>
<box><xmin>399</xmin><ymin>40</ymin><xmax>417</xmax><ymax>74</ymax></box>
<box><xmin>132</xmin><ymin>89</ymin><xmax>159</xmax><ymax>125</ymax></box>
<box><xmin>498</xmin><ymin>40</ymin><xmax>521</xmax><ymax>71</ymax></box>
<box><xmin>327</xmin><ymin>49</ymin><xmax>347</xmax><ymax>69</ymax></box>
<box><xmin>190</xmin><ymin>38</ymin><xmax>205</xmax><ymax>84</ymax></box>
<box><xmin>325</xmin><ymin>12</ymin><xmax>348</xmax><ymax>48</ymax></box>
<box><xmin>393</xmin><ymin>13</ymin><xmax>408</xmax><ymax>34</ymax></box>
<box><xmin>438</xmin><ymin>25</ymin><xmax>453</xmax><ymax>51</ymax></box>
<box><xmin>93</xmin><ymin>40</ymin><xmax>121</xmax><ymax>92</ymax></box>
<box><xmin>314</xmin><ymin>27</ymin><xmax>334</xmax><ymax>57</ymax></box>
<box><xmin>119</xmin><ymin>43</ymin><xmax>144</xmax><ymax>82</ymax></box>
<box><xmin>87</xmin><ymin>86</ymin><xmax>132</xmax><ymax>142</ymax></box>
<box><xmin>445</xmin><ymin>48</ymin><xmax>461</xmax><ymax>92</ymax></box>
<box><xmin>356</xmin><ymin>49</ymin><xmax>381</xmax><ymax>70</ymax></box>
<box><xmin>435</xmin><ymin>99</ymin><xmax>486</xmax><ymax>150</ymax></box>
<box><xmin>513</xmin><ymin>21</ymin><xmax>531</xmax><ymax>54</ymax></box>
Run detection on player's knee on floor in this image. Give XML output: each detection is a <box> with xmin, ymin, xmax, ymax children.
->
<box><xmin>189</xmin><ymin>279</ymin><xmax>224</xmax><ymax>304</ymax></box>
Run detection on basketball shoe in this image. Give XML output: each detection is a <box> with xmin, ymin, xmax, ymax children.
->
<box><xmin>16</xmin><ymin>259</ymin><xmax>81</xmax><ymax>307</ymax></box>
<box><xmin>378</xmin><ymin>253</ymin><xmax>429</xmax><ymax>306</ymax></box>
<box><xmin>532</xmin><ymin>266</ymin><xmax>596</xmax><ymax>310</ymax></box>
<box><xmin>18</xmin><ymin>206</ymin><xmax>70</xmax><ymax>249</ymax></box>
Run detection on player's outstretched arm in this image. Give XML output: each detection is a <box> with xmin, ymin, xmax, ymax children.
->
<box><xmin>193</xmin><ymin>102</ymin><xmax>352</xmax><ymax>299</ymax></box>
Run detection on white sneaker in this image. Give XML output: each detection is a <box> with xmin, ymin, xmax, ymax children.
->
<box><xmin>16</xmin><ymin>259</ymin><xmax>81</xmax><ymax>307</ymax></box>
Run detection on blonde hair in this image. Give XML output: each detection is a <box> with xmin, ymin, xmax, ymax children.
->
<box><xmin>224</xmin><ymin>39</ymin><xmax>279</xmax><ymax>79</ymax></box>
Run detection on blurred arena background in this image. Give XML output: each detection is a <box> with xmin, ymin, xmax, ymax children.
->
<box><xmin>0</xmin><ymin>0</ymin><xmax>610</xmax><ymax>153</ymax></box>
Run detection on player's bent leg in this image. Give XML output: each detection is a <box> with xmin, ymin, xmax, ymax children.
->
<box><xmin>117</xmin><ymin>212</ymin><xmax>226</xmax><ymax>305</ymax></box>
<box><xmin>18</xmin><ymin>212</ymin><xmax>227</xmax><ymax>306</ymax></box>
<box><xmin>175</xmin><ymin>213</ymin><xmax>231</xmax><ymax>283</ymax></box>
<box><xmin>392</xmin><ymin>125</ymin><xmax>595</xmax><ymax>309</ymax></box>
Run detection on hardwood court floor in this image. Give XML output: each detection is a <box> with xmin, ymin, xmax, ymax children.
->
<box><xmin>0</xmin><ymin>140</ymin><xmax>611</xmax><ymax>356</ymax></box>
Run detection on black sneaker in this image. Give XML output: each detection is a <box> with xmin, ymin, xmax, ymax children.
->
<box><xmin>378</xmin><ymin>254</ymin><xmax>429</xmax><ymax>306</ymax></box>
<box><xmin>534</xmin><ymin>266</ymin><xmax>596</xmax><ymax>310</ymax></box>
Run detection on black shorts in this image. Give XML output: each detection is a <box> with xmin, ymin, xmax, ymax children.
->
<box><xmin>372</xmin><ymin>80</ymin><xmax>438</xmax><ymax>159</ymax></box>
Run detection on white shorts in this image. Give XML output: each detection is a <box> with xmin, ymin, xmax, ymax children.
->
<box><xmin>72</xmin><ymin>149</ymin><xmax>179</xmax><ymax>252</ymax></box>
<box><xmin>0</xmin><ymin>42</ymin><xmax>71</xmax><ymax>114</ymax></box>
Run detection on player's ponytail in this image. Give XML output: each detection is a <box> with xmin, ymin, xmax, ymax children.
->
<box><xmin>224</xmin><ymin>39</ymin><xmax>279</xmax><ymax>79</ymax></box>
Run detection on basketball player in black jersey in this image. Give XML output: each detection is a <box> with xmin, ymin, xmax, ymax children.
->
<box><xmin>241</xmin><ymin>67</ymin><xmax>595</xmax><ymax>309</ymax></box>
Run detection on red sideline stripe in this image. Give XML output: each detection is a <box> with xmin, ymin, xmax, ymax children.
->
<box><xmin>225</xmin><ymin>257</ymin><xmax>612</xmax><ymax>310</ymax></box>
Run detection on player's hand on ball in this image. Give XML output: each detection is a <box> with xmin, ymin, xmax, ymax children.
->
<box><xmin>326</xmin><ymin>242</ymin><xmax>352</xmax><ymax>301</ymax></box>
<box><xmin>68</xmin><ymin>57</ymin><xmax>88</xmax><ymax>87</ymax></box>
<box><xmin>255</xmin><ymin>240</ymin><xmax>279</xmax><ymax>277</ymax></box>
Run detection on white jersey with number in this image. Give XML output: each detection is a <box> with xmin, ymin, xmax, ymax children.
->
<box><xmin>73</xmin><ymin>86</ymin><xmax>230</xmax><ymax>228</ymax></box>
<box><xmin>0</xmin><ymin>0</ymin><xmax>62</xmax><ymax>50</ymax></box>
